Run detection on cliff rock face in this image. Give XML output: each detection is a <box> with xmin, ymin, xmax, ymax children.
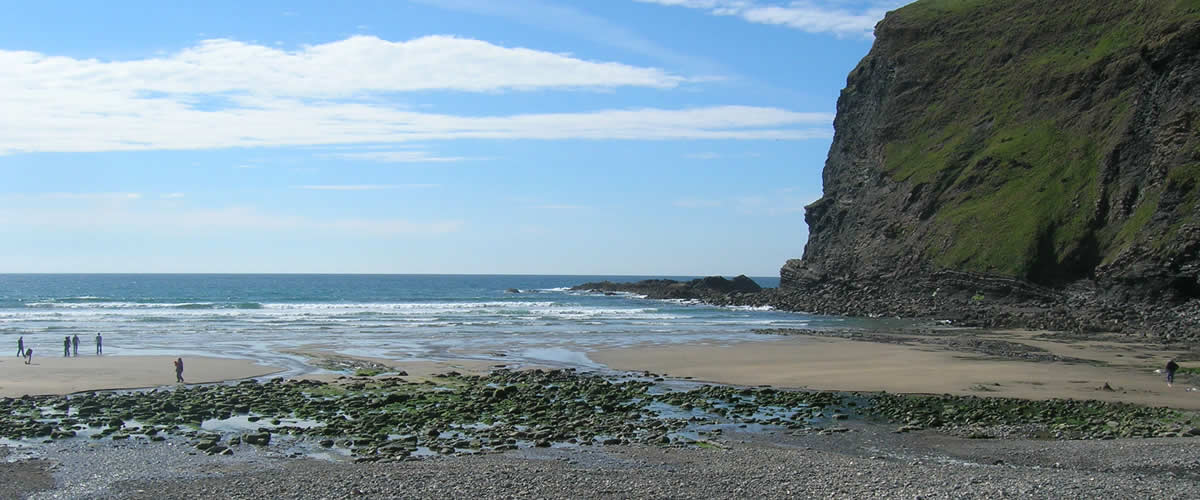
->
<box><xmin>781</xmin><ymin>0</ymin><xmax>1200</xmax><ymax>335</ymax></box>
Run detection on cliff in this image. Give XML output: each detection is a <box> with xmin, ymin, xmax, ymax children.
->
<box><xmin>779</xmin><ymin>0</ymin><xmax>1200</xmax><ymax>338</ymax></box>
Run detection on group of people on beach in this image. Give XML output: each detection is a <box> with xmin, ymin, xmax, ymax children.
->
<box><xmin>16</xmin><ymin>333</ymin><xmax>102</xmax><ymax>364</ymax></box>
<box><xmin>16</xmin><ymin>334</ymin><xmax>185</xmax><ymax>384</ymax></box>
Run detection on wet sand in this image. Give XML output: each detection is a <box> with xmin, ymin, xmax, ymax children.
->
<box><xmin>3</xmin><ymin>330</ymin><xmax>1196</xmax><ymax>412</ymax></box>
<box><xmin>280</xmin><ymin>347</ymin><xmax>508</xmax><ymax>383</ymax></box>
<box><xmin>0</xmin><ymin>355</ymin><xmax>283</xmax><ymax>397</ymax></box>
<box><xmin>592</xmin><ymin>330</ymin><xmax>1200</xmax><ymax>410</ymax></box>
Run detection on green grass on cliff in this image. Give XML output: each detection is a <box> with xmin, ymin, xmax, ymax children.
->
<box><xmin>877</xmin><ymin>0</ymin><xmax>1200</xmax><ymax>282</ymax></box>
<box><xmin>927</xmin><ymin>123</ymin><xmax>1101</xmax><ymax>274</ymax></box>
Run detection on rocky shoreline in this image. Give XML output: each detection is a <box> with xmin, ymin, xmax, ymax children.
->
<box><xmin>4</xmin><ymin>368</ymin><xmax>1200</xmax><ymax>498</ymax></box>
<box><xmin>3</xmin><ymin>369</ymin><xmax>1197</xmax><ymax>455</ymax></box>
<box><xmin>572</xmin><ymin>273</ymin><xmax>1200</xmax><ymax>342</ymax></box>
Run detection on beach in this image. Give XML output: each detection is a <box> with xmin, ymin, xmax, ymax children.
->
<box><xmin>3</xmin><ymin>326</ymin><xmax>1199</xmax><ymax>498</ymax></box>
<box><xmin>2</xmin><ymin>328</ymin><xmax>1193</xmax><ymax>405</ymax></box>
<box><xmin>0</xmin><ymin>355</ymin><xmax>283</xmax><ymax>398</ymax></box>
<box><xmin>593</xmin><ymin>329</ymin><xmax>1200</xmax><ymax>410</ymax></box>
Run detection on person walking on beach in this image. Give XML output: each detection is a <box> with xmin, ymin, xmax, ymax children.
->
<box><xmin>174</xmin><ymin>357</ymin><xmax>185</xmax><ymax>383</ymax></box>
<box><xmin>17</xmin><ymin>336</ymin><xmax>23</xmax><ymax>357</ymax></box>
<box><xmin>96</xmin><ymin>333</ymin><xmax>103</xmax><ymax>355</ymax></box>
<box><xmin>63</xmin><ymin>336</ymin><xmax>71</xmax><ymax>357</ymax></box>
<box><xmin>25</xmin><ymin>348</ymin><xmax>33</xmax><ymax>365</ymax></box>
<box><xmin>72</xmin><ymin>334</ymin><xmax>79</xmax><ymax>357</ymax></box>
<box><xmin>1166</xmin><ymin>359</ymin><xmax>1180</xmax><ymax>387</ymax></box>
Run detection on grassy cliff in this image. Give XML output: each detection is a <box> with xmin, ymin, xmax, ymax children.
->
<box><xmin>809</xmin><ymin>0</ymin><xmax>1200</xmax><ymax>292</ymax></box>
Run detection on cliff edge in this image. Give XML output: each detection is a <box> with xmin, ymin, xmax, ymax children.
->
<box><xmin>779</xmin><ymin>0</ymin><xmax>1200</xmax><ymax>339</ymax></box>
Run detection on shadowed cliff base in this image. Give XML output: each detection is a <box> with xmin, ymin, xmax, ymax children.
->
<box><xmin>572</xmin><ymin>273</ymin><xmax>1200</xmax><ymax>341</ymax></box>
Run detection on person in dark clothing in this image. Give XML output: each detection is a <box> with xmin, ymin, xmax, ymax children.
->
<box><xmin>64</xmin><ymin>336</ymin><xmax>71</xmax><ymax>357</ymax></box>
<box><xmin>174</xmin><ymin>357</ymin><xmax>185</xmax><ymax>383</ymax></box>
<box><xmin>96</xmin><ymin>333</ymin><xmax>103</xmax><ymax>355</ymax></box>
<box><xmin>1166</xmin><ymin>359</ymin><xmax>1180</xmax><ymax>387</ymax></box>
<box><xmin>17</xmin><ymin>336</ymin><xmax>23</xmax><ymax>357</ymax></box>
<box><xmin>25</xmin><ymin>348</ymin><xmax>33</xmax><ymax>365</ymax></box>
<box><xmin>72</xmin><ymin>334</ymin><xmax>79</xmax><ymax>356</ymax></box>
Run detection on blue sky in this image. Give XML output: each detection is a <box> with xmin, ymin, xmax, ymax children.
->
<box><xmin>0</xmin><ymin>0</ymin><xmax>909</xmax><ymax>275</ymax></box>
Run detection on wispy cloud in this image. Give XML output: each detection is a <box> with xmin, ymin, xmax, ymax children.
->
<box><xmin>9</xmin><ymin>35</ymin><xmax>685</xmax><ymax>96</ymax></box>
<box><xmin>411</xmin><ymin>0</ymin><xmax>727</xmax><ymax>75</ymax></box>
<box><xmin>295</xmin><ymin>184</ymin><xmax>438</xmax><ymax>191</ymax></box>
<box><xmin>634</xmin><ymin>0</ymin><xmax>909</xmax><ymax>38</ymax></box>
<box><xmin>0</xmin><ymin>35</ymin><xmax>833</xmax><ymax>154</ymax></box>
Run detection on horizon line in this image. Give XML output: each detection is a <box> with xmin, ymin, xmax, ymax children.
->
<box><xmin>0</xmin><ymin>272</ymin><xmax>779</xmax><ymax>278</ymax></box>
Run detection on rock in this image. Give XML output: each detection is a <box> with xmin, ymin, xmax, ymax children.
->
<box><xmin>771</xmin><ymin>0</ymin><xmax>1200</xmax><ymax>339</ymax></box>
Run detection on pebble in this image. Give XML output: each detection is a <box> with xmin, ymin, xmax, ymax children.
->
<box><xmin>5</xmin><ymin>424</ymin><xmax>1198</xmax><ymax>499</ymax></box>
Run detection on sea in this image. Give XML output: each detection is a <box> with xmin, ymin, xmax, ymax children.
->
<box><xmin>0</xmin><ymin>274</ymin><xmax>891</xmax><ymax>376</ymax></box>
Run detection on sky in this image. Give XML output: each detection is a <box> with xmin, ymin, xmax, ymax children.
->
<box><xmin>0</xmin><ymin>0</ymin><xmax>911</xmax><ymax>276</ymax></box>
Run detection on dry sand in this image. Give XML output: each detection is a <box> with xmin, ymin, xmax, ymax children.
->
<box><xmin>592</xmin><ymin>332</ymin><xmax>1200</xmax><ymax>410</ymax></box>
<box><xmin>0</xmin><ymin>355</ymin><xmax>282</xmax><ymax>397</ymax></box>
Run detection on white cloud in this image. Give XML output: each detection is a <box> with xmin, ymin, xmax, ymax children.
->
<box><xmin>634</xmin><ymin>0</ymin><xmax>909</xmax><ymax>37</ymax></box>
<box><xmin>161</xmin><ymin>193</ymin><xmax>186</xmax><ymax>199</ymax></box>
<box><xmin>0</xmin><ymin>35</ymin><xmax>833</xmax><ymax>154</ymax></box>
<box><xmin>5</xmin><ymin>35</ymin><xmax>683</xmax><ymax>97</ymax></box>
<box><xmin>295</xmin><ymin>184</ymin><xmax>438</xmax><ymax>191</ymax></box>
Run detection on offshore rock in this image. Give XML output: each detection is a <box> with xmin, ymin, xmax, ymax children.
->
<box><xmin>571</xmin><ymin>275</ymin><xmax>764</xmax><ymax>305</ymax></box>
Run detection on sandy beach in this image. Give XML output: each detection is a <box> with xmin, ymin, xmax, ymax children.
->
<box><xmin>592</xmin><ymin>329</ymin><xmax>1200</xmax><ymax>410</ymax></box>
<box><xmin>0</xmin><ymin>355</ymin><xmax>283</xmax><ymax>397</ymax></box>
<box><xmin>3</xmin><ymin>329</ymin><xmax>1200</xmax><ymax>499</ymax></box>
<box><xmin>3</xmin><ymin>329</ymin><xmax>1196</xmax><ymax>411</ymax></box>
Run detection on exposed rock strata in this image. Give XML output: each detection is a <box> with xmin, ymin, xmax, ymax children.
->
<box><xmin>779</xmin><ymin>0</ymin><xmax>1200</xmax><ymax>340</ymax></box>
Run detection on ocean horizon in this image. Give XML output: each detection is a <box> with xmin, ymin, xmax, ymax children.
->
<box><xmin>0</xmin><ymin>273</ymin><xmax>887</xmax><ymax>377</ymax></box>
